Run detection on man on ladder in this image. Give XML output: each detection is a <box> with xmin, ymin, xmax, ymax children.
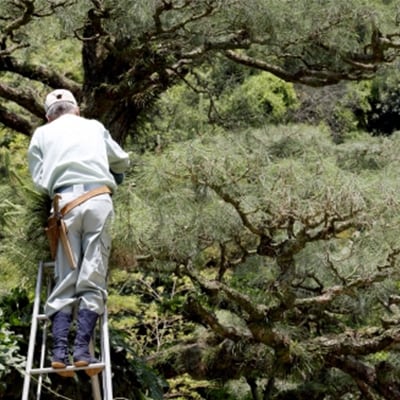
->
<box><xmin>27</xmin><ymin>89</ymin><xmax>130</xmax><ymax>378</ymax></box>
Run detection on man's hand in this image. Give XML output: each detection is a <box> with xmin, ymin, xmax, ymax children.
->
<box><xmin>110</xmin><ymin>170</ymin><xmax>124</xmax><ymax>185</ymax></box>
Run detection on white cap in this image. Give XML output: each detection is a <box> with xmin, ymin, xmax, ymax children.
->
<box><xmin>45</xmin><ymin>89</ymin><xmax>78</xmax><ymax>113</ymax></box>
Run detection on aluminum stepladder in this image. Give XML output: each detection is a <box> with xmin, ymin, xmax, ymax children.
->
<box><xmin>22</xmin><ymin>261</ymin><xmax>113</xmax><ymax>400</ymax></box>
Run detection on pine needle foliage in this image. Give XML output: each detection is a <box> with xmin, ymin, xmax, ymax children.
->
<box><xmin>0</xmin><ymin>154</ymin><xmax>51</xmax><ymax>288</ymax></box>
<box><xmin>5</xmin><ymin>121</ymin><xmax>400</xmax><ymax>398</ymax></box>
<box><xmin>116</xmin><ymin>124</ymin><xmax>371</xmax><ymax>262</ymax></box>
<box><xmin>112</xmin><ymin>123</ymin><xmax>400</xmax><ymax>398</ymax></box>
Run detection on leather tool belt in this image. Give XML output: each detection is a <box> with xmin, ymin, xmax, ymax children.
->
<box><xmin>45</xmin><ymin>185</ymin><xmax>112</xmax><ymax>269</ymax></box>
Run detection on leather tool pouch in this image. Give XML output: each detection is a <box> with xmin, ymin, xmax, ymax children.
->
<box><xmin>45</xmin><ymin>213</ymin><xmax>60</xmax><ymax>260</ymax></box>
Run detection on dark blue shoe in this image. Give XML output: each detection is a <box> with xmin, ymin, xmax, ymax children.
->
<box><xmin>73</xmin><ymin>309</ymin><xmax>103</xmax><ymax>376</ymax></box>
<box><xmin>51</xmin><ymin>311</ymin><xmax>74</xmax><ymax>377</ymax></box>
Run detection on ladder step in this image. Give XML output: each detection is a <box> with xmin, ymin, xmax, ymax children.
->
<box><xmin>37</xmin><ymin>314</ymin><xmax>48</xmax><ymax>320</ymax></box>
<box><xmin>29</xmin><ymin>362</ymin><xmax>105</xmax><ymax>375</ymax></box>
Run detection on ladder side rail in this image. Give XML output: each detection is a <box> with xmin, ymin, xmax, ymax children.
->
<box><xmin>89</xmin><ymin>338</ymin><xmax>102</xmax><ymax>400</ymax></box>
<box><xmin>36</xmin><ymin>270</ymin><xmax>53</xmax><ymax>400</ymax></box>
<box><xmin>36</xmin><ymin>322</ymin><xmax>48</xmax><ymax>400</ymax></box>
<box><xmin>101</xmin><ymin>308</ymin><xmax>113</xmax><ymax>400</ymax></box>
<box><xmin>21</xmin><ymin>261</ymin><xmax>45</xmax><ymax>400</ymax></box>
<box><xmin>91</xmin><ymin>373</ymin><xmax>102</xmax><ymax>400</ymax></box>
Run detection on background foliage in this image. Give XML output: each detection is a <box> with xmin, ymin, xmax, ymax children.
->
<box><xmin>3</xmin><ymin>1</ymin><xmax>400</xmax><ymax>399</ymax></box>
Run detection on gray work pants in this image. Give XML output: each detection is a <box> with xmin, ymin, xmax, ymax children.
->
<box><xmin>45</xmin><ymin>190</ymin><xmax>114</xmax><ymax>317</ymax></box>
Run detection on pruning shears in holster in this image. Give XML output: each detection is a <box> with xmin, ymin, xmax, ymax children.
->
<box><xmin>45</xmin><ymin>194</ymin><xmax>77</xmax><ymax>269</ymax></box>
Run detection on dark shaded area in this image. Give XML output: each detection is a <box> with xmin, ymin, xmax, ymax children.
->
<box><xmin>0</xmin><ymin>288</ymin><xmax>166</xmax><ymax>400</ymax></box>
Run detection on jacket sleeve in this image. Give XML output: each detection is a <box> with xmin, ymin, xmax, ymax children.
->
<box><xmin>103</xmin><ymin>129</ymin><xmax>130</xmax><ymax>174</ymax></box>
<box><xmin>27</xmin><ymin>132</ymin><xmax>46</xmax><ymax>193</ymax></box>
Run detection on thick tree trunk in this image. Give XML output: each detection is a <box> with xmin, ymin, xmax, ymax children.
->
<box><xmin>82</xmin><ymin>88</ymin><xmax>139</xmax><ymax>145</ymax></box>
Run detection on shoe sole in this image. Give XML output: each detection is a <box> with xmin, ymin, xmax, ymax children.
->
<box><xmin>74</xmin><ymin>360</ymin><xmax>104</xmax><ymax>377</ymax></box>
<box><xmin>51</xmin><ymin>361</ymin><xmax>75</xmax><ymax>378</ymax></box>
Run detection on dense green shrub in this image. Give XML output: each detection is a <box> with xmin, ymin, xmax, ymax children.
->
<box><xmin>218</xmin><ymin>71</ymin><xmax>299</xmax><ymax>127</ymax></box>
<box><xmin>0</xmin><ymin>288</ymin><xmax>31</xmax><ymax>399</ymax></box>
